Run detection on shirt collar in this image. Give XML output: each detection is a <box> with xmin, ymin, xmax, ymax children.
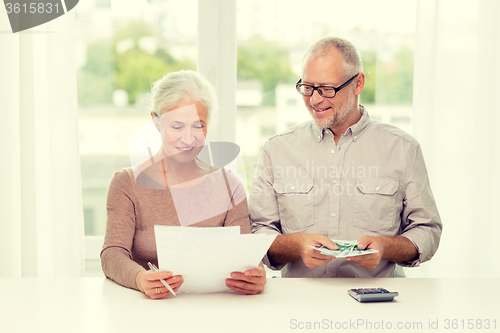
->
<box><xmin>312</xmin><ymin>104</ymin><xmax>371</xmax><ymax>143</ymax></box>
<box><xmin>346</xmin><ymin>104</ymin><xmax>370</xmax><ymax>141</ymax></box>
<box><xmin>312</xmin><ymin>122</ymin><xmax>325</xmax><ymax>142</ymax></box>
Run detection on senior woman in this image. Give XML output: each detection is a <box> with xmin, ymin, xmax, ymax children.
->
<box><xmin>101</xmin><ymin>70</ymin><xmax>266</xmax><ymax>299</ymax></box>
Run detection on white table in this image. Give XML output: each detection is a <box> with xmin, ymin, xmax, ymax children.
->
<box><xmin>1</xmin><ymin>277</ymin><xmax>498</xmax><ymax>332</ymax></box>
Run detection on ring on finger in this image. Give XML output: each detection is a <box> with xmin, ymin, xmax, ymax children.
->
<box><xmin>155</xmin><ymin>287</ymin><xmax>161</xmax><ymax>294</ymax></box>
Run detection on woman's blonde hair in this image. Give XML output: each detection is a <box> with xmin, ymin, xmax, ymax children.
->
<box><xmin>150</xmin><ymin>70</ymin><xmax>218</xmax><ymax>121</ymax></box>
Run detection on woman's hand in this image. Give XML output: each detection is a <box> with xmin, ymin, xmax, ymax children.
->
<box><xmin>225</xmin><ymin>266</ymin><xmax>266</xmax><ymax>295</ymax></box>
<box><xmin>136</xmin><ymin>270</ymin><xmax>183</xmax><ymax>300</ymax></box>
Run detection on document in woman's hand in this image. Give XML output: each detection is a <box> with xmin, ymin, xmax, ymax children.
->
<box><xmin>154</xmin><ymin>225</ymin><xmax>276</xmax><ymax>294</ymax></box>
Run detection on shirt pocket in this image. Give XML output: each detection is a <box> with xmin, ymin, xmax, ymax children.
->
<box><xmin>353</xmin><ymin>178</ymin><xmax>399</xmax><ymax>231</ymax></box>
<box><xmin>273</xmin><ymin>178</ymin><xmax>314</xmax><ymax>232</ymax></box>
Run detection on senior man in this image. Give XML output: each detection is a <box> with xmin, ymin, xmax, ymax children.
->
<box><xmin>249</xmin><ymin>36</ymin><xmax>442</xmax><ymax>278</ymax></box>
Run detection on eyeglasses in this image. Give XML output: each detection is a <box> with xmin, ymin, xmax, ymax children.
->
<box><xmin>296</xmin><ymin>73</ymin><xmax>360</xmax><ymax>98</ymax></box>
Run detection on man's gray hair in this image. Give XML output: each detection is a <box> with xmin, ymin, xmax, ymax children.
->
<box><xmin>303</xmin><ymin>37</ymin><xmax>363</xmax><ymax>79</ymax></box>
<box><xmin>150</xmin><ymin>70</ymin><xmax>218</xmax><ymax>121</ymax></box>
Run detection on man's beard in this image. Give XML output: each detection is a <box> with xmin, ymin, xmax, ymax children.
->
<box><xmin>313</xmin><ymin>94</ymin><xmax>356</xmax><ymax>129</ymax></box>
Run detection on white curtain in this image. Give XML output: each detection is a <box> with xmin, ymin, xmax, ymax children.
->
<box><xmin>0</xmin><ymin>12</ymin><xmax>84</xmax><ymax>277</ymax></box>
<box><xmin>410</xmin><ymin>0</ymin><xmax>500</xmax><ymax>277</ymax></box>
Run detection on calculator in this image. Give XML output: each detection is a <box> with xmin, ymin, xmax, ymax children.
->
<box><xmin>348</xmin><ymin>288</ymin><xmax>398</xmax><ymax>303</ymax></box>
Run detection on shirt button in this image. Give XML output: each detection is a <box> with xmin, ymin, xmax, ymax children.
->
<box><xmin>318</xmin><ymin>135</ymin><xmax>321</xmax><ymax>140</ymax></box>
<box><xmin>332</xmin><ymin>179</ymin><xmax>337</xmax><ymax>184</ymax></box>
<box><xmin>353</xmin><ymin>135</ymin><xmax>358</xmax><ymax>141</ymax></box>
<box><xmin>291</xmin><ymin>186</ymin><xmax>295</xmax><ymax>190</ymax></box>
<box><xmin>331</xmin><ymin>213</ymin><xmax>336</xmax><ymax>218</ymax></box>
<box><xmin>375</xmin><ymin>186</ymin><xmax>380</xmax><ymax>191</ymax></box>
<box><xmin>330</xmin><ymin>149</ymin><xmax>335</xmax><ymax>154</ymax></box>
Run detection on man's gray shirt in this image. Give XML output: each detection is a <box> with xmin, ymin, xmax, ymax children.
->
<box><xmin>249</xmin><ymin>105</ymin><xmax>442</xmax><ymax>278</ymax></box>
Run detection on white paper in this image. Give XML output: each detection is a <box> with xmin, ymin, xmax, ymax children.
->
<box><xmin>154</xmin><ymin>225</ymin><xmax>276</xmax><ymax>294</ymax></box>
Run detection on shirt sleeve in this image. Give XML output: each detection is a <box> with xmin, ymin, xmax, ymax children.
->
<box><xmin>248</xmin><ymin>143</ymin><xmax>285</xmax><ymax>270</ymax></box>
<box><xmin>398</xmin><ymin>144</ymin><xmax>443</xmax><ymax>267</ymax></box>
<box><xmin>100</xmin><ymin>170</ymin><xmax>145</xmax><ymax>290</ymax></box>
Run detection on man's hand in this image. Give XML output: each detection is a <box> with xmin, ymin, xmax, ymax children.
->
<box><xmin>267</xmin><ymin>233</ymin><xmax>340</xmax><ymax>268</ymax></box>
<box><xmin>225</xmin><ymin>266</ymin><xmax>266</xmax><ymax>295</ymax></box>
<box><xmin>346</xmin><ymin>235</ymin><xmax>385</xmax><ymax>269</ymax></box>
<box><xmin>346</xmin><ymin>235</ymin><xmax>418</xmax><ymax>269</ymax></box>
<box><xmin>299</xmin><ymin>234</ymin><xmax>339</xmax><ymax>268</ymax></box>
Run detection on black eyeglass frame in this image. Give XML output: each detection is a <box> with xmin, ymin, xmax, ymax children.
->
<box><xmin>296</xmin><ymin>73</ymin><xmax>360</xmax><ymax>98</ymax></box>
